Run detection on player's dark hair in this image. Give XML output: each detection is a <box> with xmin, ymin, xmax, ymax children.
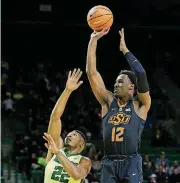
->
<box><xmin>74</xmin><ymin>130</ymin><xmax>87</xmax><ymax>143</ymax></box>
<box><xmin>119</xmin><ymin>70</ymin><xmax>137</xmax><ymax>89</ymax></box>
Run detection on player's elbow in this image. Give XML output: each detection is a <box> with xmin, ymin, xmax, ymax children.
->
<box><xmin>71</xmin><ymin>172</ymin><xmax>84</xmax><ymax>180</ymax></box>
<box><xmin>86</xmin><ymin>67</ymin><xmax>94</xmax><ymax>75</ymax></box>
<box><xmin>72</xmin><ymin>169</ymin><xmax>86</xmax><ymax>180</ymax></box>
<box><xmin>72</xmin><ymin>175</ymin><xmax>81</xmax><ymax>180</ymax></box>
<box><xmin>85</xmin><ymin>67</ymin><xmax>89</xmax><ymax>74</ymax></box>
<box><xmin>138</xmin><ymin>92</ymin><xmax>151</xmax><ymax>111</ymax></box>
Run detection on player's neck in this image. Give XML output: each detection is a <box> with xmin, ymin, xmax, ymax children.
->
<box><xmin>117</xmin><ymin>96</ymin><xmax>132</xmax><ymax>106</ymax></box>
<box><xmin>65</xmin><ymin>146</ymin><xmax>81</xmax><ymax>155</ymax></box>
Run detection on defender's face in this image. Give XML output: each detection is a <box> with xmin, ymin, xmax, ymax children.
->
<box><xmin>114</xmin><ymin>74</ymin><xmax>133</xmax><ymax>98</ymax></box>
<box><xmin>64</xmin><ymin>131</ymin><xmax>82</xmax><ymax>148</ymax></box>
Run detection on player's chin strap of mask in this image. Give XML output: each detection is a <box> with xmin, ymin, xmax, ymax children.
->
<box><xmin>124</xmin><ymin>52</ymin><xmax>149</xmax><ymax>93</ymax></box>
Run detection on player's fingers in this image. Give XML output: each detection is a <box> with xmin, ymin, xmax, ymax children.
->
<box><xmin>103</xmin><ymin>28</ymin><xmax>110</xmax><ymax>35</ymax></box>
<box><xmin>77</xmin><ymin>70</ymin><xmax>83</xmax><ymax>80</ymax></box>
<box><xmin>100</xmin><ymin>28</ymin><xmax>107</xmax><ymax>36</ymax></box>
<box><xmin>72</xmin><ymin>68</ymin><xmax>77</xmax><ymax>77</ymax></box>
<box><xmin>43</xmin><ymin>135</ymin><xmax>50</xmax><ymax>143</ymax></box>
<box><xmin>75</xmin><ymin>68</ymin><xmax>81</xmax><ymax>78</ymax></box>
<box><xmin>44</xmin><ymin>135</ymin><xmax>54</xmax><ymax>147</ymax></box>
<box><xmin>101</xmin><ymin>28</ymin><xmax>106</xmax><ymax>33</ymax></box>
<box><xmin>44</xmin><ymin>132</ymin><xmax>50</xmax><ymax>138</ymax></box>
<box><xmin>44</xmin><ymin>133</ymin><xmax>51</xmax><ymax>141</ymax></box>
<box><xmin>77</xmin><ymin>81</ymin><xmax>83</xmax><ymax>87</ymax></box>
<box><xmin>119</xmin><ymin>30</ymin><xmax>122</xmax><ymax>36</ymax></box>
<box><xmin>44</xmin><ymin>143</ymin><xmax>49</xmax><ymax>149</ymax></box>
<box><xmin>121</xmin><ymin>28</ymin><xmax>124</xmax><ymax>37</ymax></box>
<box><xmin>43</xmin><ymin>134</ymin><xmax>48</xmax><ymax>140</ymax></box>
<box><xmin>68</xmin><ymin>70</ymin><xmax>72</xmax><ymax>79</ymax></box>
<box><xmin>95</xmin><ymin>29</ymin><xmax>104</xmax><ymax>36</ymax></box>
<box><xmin>122</xmin><ymin>28</ymin><xmax>124</xmax><ymax>33</ymax></box>
<box><xmin>47</xmin><ymin>134</ymin><xmax>55</xmax><ymax>144</ymax></box>
<box><xmin>47</xmin><ymin>139</ymin><xmax>53</xmax><ymax>147</ymax></box>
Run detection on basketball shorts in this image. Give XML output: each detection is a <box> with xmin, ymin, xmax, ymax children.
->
<box><xmin>100</xmin><ymin>154</ymin><xmax>143</xmax><ymax>183</ymax></box>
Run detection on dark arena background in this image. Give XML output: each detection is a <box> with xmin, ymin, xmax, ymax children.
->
<box><xmin>1</xmin><ymin>0</ymin><xmax>180</xmax><ymax>183</ymax></box>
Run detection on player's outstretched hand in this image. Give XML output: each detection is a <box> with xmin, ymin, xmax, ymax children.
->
<box><xmin>43</xmin><ymin>133</ymin><xmax>59</xmax><ymax>154</ymax></box>
<box><xmin>91</xmin><ymin>28</ymin><xmax>110</xmax><ymax>40</ymax></box>
<box><xmin>119</xmin><ymin>28</ymin><xmax>128</xmax><ymax>53</ymax></box>
<box><xmin>66</xmin><ymin>68</ymin><xmax>83</xmax><ymax>92</ymax></box>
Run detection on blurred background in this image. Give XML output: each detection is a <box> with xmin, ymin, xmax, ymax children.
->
<box><xmin>1</xmin><ymin>0</ymin><xmax>180</xmax><ymax>183</ymax></box>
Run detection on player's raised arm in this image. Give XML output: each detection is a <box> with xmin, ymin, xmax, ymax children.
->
<box><xmin>86</xmin><ymin>29</ymin><xmax>112</xmax><ymax>106</ymax></box>
<box><xmin>48</xmin><ymin>69</ymin><xmax>83</xmax><ymax>146</ymax></box>
<box><xmin>119</xmin><ymin>28</ymin><xmax>151</xmax><ymax>112</ymax></box>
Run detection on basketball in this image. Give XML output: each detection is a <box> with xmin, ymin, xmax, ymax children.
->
<box><xmin>87</xmin><ymin>5</ymin><xmax>113</xmax><ymax>32</ymax></box>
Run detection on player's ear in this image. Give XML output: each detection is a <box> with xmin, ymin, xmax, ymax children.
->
<box><xmin>80</xmin><ymin>141</ymin><xmax>85</xmax><ymax>149</ymax></box>
<box><xmin>129</xmin><ymin>84</ymin><xmax>134</xmax><ymax>90</ymax></box>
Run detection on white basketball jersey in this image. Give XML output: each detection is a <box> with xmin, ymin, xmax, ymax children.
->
<box><xmin>44</xmin><ymin>149</ymin><xmax>82</xmax><ymax>183</ymax></box>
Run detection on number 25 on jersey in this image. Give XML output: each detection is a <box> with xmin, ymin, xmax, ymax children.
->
<box><xmin>111</xmin><ymin>127</ymin><xmax>124</xmax><ymax>142</ymax></box>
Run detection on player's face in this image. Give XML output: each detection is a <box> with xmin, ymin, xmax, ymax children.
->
<box><xmin>114</xmin><ymin>74</ymin><xmax>133</xmax><ymax>98</ymax></box>
<box><xmin>64</xmin><ymin>131</ymin><xmax>82</xmax><ymax>148</ymax></box>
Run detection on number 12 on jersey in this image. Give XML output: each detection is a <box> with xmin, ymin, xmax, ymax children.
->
<box><xmin>111</xmin><ymin>127</ymin><xmax>125</xmax><ymax>142</ymax></box>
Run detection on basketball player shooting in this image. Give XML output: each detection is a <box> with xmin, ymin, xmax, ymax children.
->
<box><xmin>86</xmin><ymin>28</ymin><xmax>151</xmax><ymax>183</ymax></box>
<box><xmin>43</xmin><ymin>68</ymin><xmax>91</xmax><ymax>183</ymax></box>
